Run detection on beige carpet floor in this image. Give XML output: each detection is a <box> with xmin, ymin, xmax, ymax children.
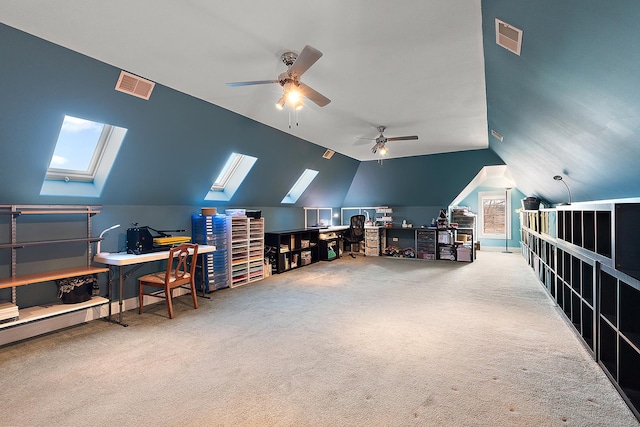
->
<box><xmin>0</xmin><ymin>251</ymin><xmax>638</xmax><ymax>426</ymax></box>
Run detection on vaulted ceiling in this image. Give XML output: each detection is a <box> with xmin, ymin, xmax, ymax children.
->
<box><xmin>2</xmin><ymin>0</ymin><xmax>640</xmax><ymax>205</ymax></box>
<box><xmin>0</xmin><ymin>0</ymin><xmax>488</xmax><ymax>162</ymax></box>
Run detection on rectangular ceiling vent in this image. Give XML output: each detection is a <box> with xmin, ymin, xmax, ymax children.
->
<box><xmin>495</xmin><ymin>18</ymin><xmax>523</xmax><ymax>56</ymax></box>
<box><xmin>115</xmin><ymin>70</ymin><xmax>155</xmax><ymax>100</ymax></box>
<box><xmin>491</xmin><ymin>129</ymin><xmax>504</xmax><ymax>142</ymax></box>
<box><xmin>322</xmin><ymin>149</ymin><xmax>335</xmax><ymax>159</ymax></box>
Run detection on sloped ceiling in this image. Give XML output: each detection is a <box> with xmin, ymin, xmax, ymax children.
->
<box><xmin>0</xmin><ymin>0</ymin><xmax>488</xmax><ymax>162</ymax></box>
<box><xmin>2</xmin><ymin>1</ymin><xmax>640</xmax><ymax>206</ymax></box>
<box><xmin>483</xmin><ymin>0</ymin><xmax>640</xmax><ymax>204</ymax></box>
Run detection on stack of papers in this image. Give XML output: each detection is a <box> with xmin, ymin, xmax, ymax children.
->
<box><xmin>0</xmin><ymin>301</ymin><xmax>19</xmax><ymax>322</ymax></box>
<box><xmin>153</xmin><ymin>236</ymin><xmax>192</xmax><ymax>246</ymax></box>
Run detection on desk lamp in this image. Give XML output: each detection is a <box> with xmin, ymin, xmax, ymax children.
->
<box><xmin>95</xmin><ymin>224</ymin><xmax>120</xmax><ymax>256</ymax></box>
<box><xmin>553</xmin><ymin>175</ymin><xmax>572</xmax><ymax>205</ymax></box>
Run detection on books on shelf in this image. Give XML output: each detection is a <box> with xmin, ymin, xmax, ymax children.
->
<box><xmin>0</xmin><ymin>301</ymin><xmax>19</xmax><ymax>322</ymax></box>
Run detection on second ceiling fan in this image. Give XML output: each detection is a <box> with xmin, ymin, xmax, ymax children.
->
<box><xmin>369</xmin><ymin>126</ymin><xmax>419</xmax><ymax>156</ymax></box>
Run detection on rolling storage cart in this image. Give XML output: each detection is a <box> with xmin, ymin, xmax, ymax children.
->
<box><xmin>192</xmin><ymin>213</ymin><xmax>229</xmax><ymax>291</ymax></box>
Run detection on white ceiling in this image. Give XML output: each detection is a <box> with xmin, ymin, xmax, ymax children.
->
<box><xmin>0</xmin><ymin>0</ymin><xmax>488</xmax><ymax>161</ymax></box>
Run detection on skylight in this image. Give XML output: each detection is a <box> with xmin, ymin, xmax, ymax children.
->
<box><xmin>47</xmin><ymin>116</ymin><xmax>107</xmax><ymax>181</ymax></box>
<box><xmin>205</xmin><ymin>152</ymin><xmax>257</xmax><ymax>201</ymax></box>
<box><xmin>41</xmin><ymin>115</ymin><xmax>126</xmax><ymax>197</ymax></box>
<box><xmin>281</xmin><ymin>169</ymin><xmax>318</xmax><ymax>204</ymax></box>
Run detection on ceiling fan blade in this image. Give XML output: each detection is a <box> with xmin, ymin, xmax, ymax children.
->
<box><xmin>354</xmin><ymin>137</ymin><xmax>375</xmax><ymax>146</ymax></box>
<box><xmin>298</xmin><ymin>82</ymin><xmax>331</xmax><ymax>107</ymax></box>
<box><xmin>288</xmin><ymin>45</ymin><xmax>323</xmax><ymax>79</ymax></box>
<box><xmin>386</xmin><ymin>135</ymin><xmax>419</xmax><ymax>142</ymax></box>
<box><xmin>226</xmin><ymin>80</ymin><xmax>279</xmax><ymax>87</ymax></box>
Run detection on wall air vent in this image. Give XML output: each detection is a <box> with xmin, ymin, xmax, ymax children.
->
<box><xmin>115</xmin><ymin>70</ymin><xmax>155</xmax><ymax>100</ymax></box>
<box><xmin>491</xmin><ymin>129</ymin><xmax>504</xmax><ymax>142</ymax></box>
<box><xmin>495</xmin><ymin>18</ymin><xmax>523</xmax><ymax>56</ymax></box>
<box><xmin>322</xmin><ymin>149</ymin><xmax>335</xmax><ymax>159</ymax></box>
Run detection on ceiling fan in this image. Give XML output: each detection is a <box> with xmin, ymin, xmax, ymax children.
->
<box><xmin>226</xmin><ymin>45</ymin><xmax>331</xmax><ymax>110</ymax></box>
<box><xmin>368</xmin><ymin>126</ymin><xmax>419</xmax><ymax>156</ymax></box>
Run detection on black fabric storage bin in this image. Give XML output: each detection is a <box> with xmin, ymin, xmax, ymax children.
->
<box><xmin>522</xmin><ymin>197</ymin><xmax>541</xmax><ymax>210</ymax></box>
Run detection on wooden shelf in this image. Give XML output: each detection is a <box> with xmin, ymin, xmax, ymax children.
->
<box><xmin>0</xmin><ymin>205</ymin><xmax>110</xmax><ymax>344</ymax></box>
<box><xmin>0</xmin><ymin>266</ymin><xmax>109</xmax><ymax>289</ymax></box>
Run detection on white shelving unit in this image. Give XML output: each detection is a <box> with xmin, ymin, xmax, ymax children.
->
<box><xmin>226</xmin><ymin>216</ymin><xmax>264</xmax><ymax>287</ymax></box>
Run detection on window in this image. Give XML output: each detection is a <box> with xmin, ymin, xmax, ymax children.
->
<box><xmin>281</xmin><ymin>169</ymin><xmax>318</xmax><ymax>204</ymax></box>
<box><xmin>205</xmin><ymin>153</ymin><xmax>257</xmax><ymax>201</ymax></box>
<box><xmin>478</xmin><ymin>190</ymin><xmax>511</xmax><ymax>239</ymax></box>
<box><xmin>304</xmin><ymin>207</ymin><xmax>333</xmax><ymax>228</ymax></box>
<box><xmin>41</xmin><ymin>115</ymin><xmax>126</xmax><ymax>197</ymax></box>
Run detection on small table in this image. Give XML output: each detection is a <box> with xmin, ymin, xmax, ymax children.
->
<box><xmin>317</xmin><ymin>226</ymin><xmax>349</xmax><ymax>260</ymax></box>
<box><xmin>94</xmin><ymin>245</ymin><xmax>216</xmax><ymax>326</ymax></box>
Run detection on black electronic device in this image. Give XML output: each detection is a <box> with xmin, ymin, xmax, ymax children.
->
<box><xmin>126</xmin><ymin>227</ymin><xmax>154</xmax><ymax>255</ymax></box>
<box><xmin>126</xmin><ymin>225</ymin><xmax>186</xmax><ymax>255</ymax></box>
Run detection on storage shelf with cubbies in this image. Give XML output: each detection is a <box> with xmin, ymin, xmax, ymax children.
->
<box><xmin>520</xmin><ymin>203</ymin><xmax>640</xmax><ymax>421</ymax></box>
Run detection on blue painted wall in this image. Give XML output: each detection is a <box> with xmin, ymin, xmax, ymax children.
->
<box><xmin>482</xmin><ymin>0</ymin><xmax>640</xmax><ymax>203</ymax></box>
<box><xmin>457</xmin><ymin>186</ymin><xmax>526</xmax><ymax>249</ymax></box>
<box><xmin>0</xmin><ymin>23</ymin><xmax>359</xmax><ymax>209</ymax></box>
<box><xmin>0</xmin><ymin>17</ymin><xmax>570</xmax><ymax>307</ymax></box>
<box><xmin>343</xmin><ymin>149</ymin><xmax>505</xmax><ymax>208</ymax></box>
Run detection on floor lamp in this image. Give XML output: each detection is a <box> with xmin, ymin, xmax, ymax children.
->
<box><xmin>502</xmin><ymin>188</ymin><xmax>512</xmax><ymax>253</ymax></box>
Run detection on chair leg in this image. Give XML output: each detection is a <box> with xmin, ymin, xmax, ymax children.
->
<box><xmin>348</xmin><ymin>242</ymin><xmax>356</xmax><ymax>258</ymax></box>
<box><xmin>165</xmin><ymin>284</ymin><xmax>174</xmax><ymax>319</ymax></box>
<box><xmin>138</xmin><ymin>282</ymin><xmax>144</xmax><ymax>314</ymax></box>
<box><xmin>190</xmin><ymin>279</ymin><xmax>199</xmax><ymax>310</ymax></box>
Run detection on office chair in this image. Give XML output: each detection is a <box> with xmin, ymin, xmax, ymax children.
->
<box><xmin>138</xmin><ymin>243</ymin><xmax>199</xmax><ymax>319</ymax></box>
<box><xmin>343</xmin><ymin>214</ymin><xmax>365</xmax><ymax>258</ymax></box>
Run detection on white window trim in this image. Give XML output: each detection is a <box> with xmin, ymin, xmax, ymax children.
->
<box><xmin>211</xmin><ymin>153</ymin><xmax>244</xmax><ymax>191</ymax></box>
<box><xmin>46</xmin><ymin>124</ymin><xmax>113</xmax><ymax>182</ymax></box>
<box><xmin>41</xmin><ymin>124</ymin><xmax>126</xmax><ymax>197</ymax></box>
<box><xmin>281</xmin><ymin>169</ymin><xmax>318</xmax><ymax>204</ymax></box>
<box><xmin>478</xmin><ymin>190</ymin><xmax>511</xmax><ymax>240</ymax></box>
<box><xmin>205</xmin><ymin>153</ymin><xmax>257</xmax><ymax>202</ymax></box>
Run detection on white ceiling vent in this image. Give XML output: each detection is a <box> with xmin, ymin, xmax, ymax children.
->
<box><xmin>115</xmin><ymin>70</ymin><xmax>155</xmax><ymax>100</ymax></box>
<box><xmin>322</xmin><ymin>149</ymin><xmax>335</xmax><ymax>159</ymax></box>
<box><xmin>495</xmin><ymin>19</ymin><xmax>523</xmax><ymax>56</ymax></box>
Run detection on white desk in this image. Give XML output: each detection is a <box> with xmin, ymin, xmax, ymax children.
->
<box><xmin>94</xmin><ymin>245</ymin><xmax>215</xmax><ymax>325</ymax></box>
<box><xmin>317</xmin><ymin>225</ymin><xmax>349</xmax><ymax>233</ymax></box>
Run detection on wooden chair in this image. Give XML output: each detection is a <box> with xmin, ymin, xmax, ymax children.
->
<box><xmin>138</xmin><ymin>243</ymin><xmax>199</xmax><ymax>319</ymax></box>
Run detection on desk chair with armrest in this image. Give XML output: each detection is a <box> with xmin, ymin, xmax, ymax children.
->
<box><xmin>138</xmin><ymin>243</ymin><xmax>199</xmax><ymax>319</ymax></box>
<box><xmin>343</xmin><ymin>214</ymin><xmax>365</xmax><ymax>258</ymax></box>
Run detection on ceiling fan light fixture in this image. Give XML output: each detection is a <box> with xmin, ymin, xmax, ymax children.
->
<box><xmin>227</xmin><ymin>44</ymin><xmax>330</xmax><ymax>115</ymax></box>
<box><xmin>285</xmin><ymin>88</ymin><xmax>302</xmax><ymax>105</ymax></box>
<box><xmin>378</xmin><ymin>145</ymin><xmax>388</xmax><ymax>156</ymax></box>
